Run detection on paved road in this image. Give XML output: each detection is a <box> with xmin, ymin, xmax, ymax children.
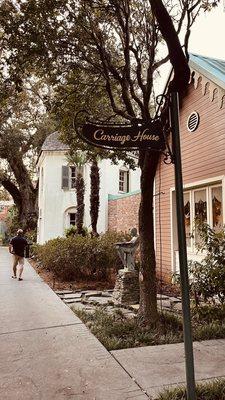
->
<box><xmin>0</xmin><ymin>247</ymin><xmax>148</xmax><ymax>400</ymax></box>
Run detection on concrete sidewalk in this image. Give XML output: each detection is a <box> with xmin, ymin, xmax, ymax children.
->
<box><xmin>112</xmin><ymin>339</ymin><xmax>225</xmax><ymax>398</ymax></box>
<box><xmin>1</xmin><ymin>246</ymin><xmax>225</xmax><ymax>400</ymax></box>
<box><xmin>0</xmin><ymin>247</ymin><xmax>148</xmax><ymax>400</ymax></box>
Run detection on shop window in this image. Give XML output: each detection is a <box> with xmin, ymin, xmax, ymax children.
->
<box><xmin>212</xmin><ymin>186</ymin><xmax>223</xmax><ymax>228</ymax></box>
<box><xmin>173</xmin><ymin>183</ymin><xmax>223</xmax><ymax>255</ymax></box>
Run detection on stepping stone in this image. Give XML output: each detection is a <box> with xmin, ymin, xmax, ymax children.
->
<box><xmin>130</xmin><ymin>304</ymin><xmax>139</xmax><ymax>310</ymax></box>
<box><xmin>62</xmin><ymin>293</ymin><xmax>82</xmax><ymax>300</ymax></box>
<box><xmin>157</xmin><ymin>300</ymin><xmax>171</xmax><ymax>309</ymax></box>
<box><xmin>55</xmin><ymin>290</ymin><xmax>73</xmax><ymax>295</ymax></box>
<box><xmin>64</xmin><ymin>298</ymin><xmax>82</xmax><ymax>304</ymax></box>
<box><xmin>157</xmin><ymin>294</ymin><xmax>169</xmax><ymax>300</ymax></box>
<box><xmin>101</xmin><ymin>292</ymin><xmax>112</xmax><ymax>298</ymax></box>
<box><xmin>169</xmin><ymin>297</ymin><xmax>182</xmax><ymax>304</ymax></box>
<box><xmin>85</xmin><ymin>291</ymin><xmax>102</xmax><ymax>298</ymax></box>
<box><xmin>88</xmin><ymin>297</ymin><xmax>109</xmax><ymax>304</ymax></box>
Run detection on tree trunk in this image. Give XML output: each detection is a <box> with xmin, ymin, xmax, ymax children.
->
<box><xmin>138</xmin><ymin>150</ymin><xmax>160</xmax><ymax>325</ymax></box>
<box><xmin>19</xmin><ymin>187</ymin><xmax>37</xmax><ymax>231</ymax></box>
<box><xmin>1</xmin><ymin>175</ymin><xmax>37</xmax><ymax>231</ymax></box>
<box><xmin>76</xmin><ymin>170</ymin><xmax>85</xmax><ymax>234</ymax></box>
<box><xmin>90</xmin><ymin>159</ymin><xmax>100</xmax><ymax>236</ymax></box>
<box><xmin>9</xmin><ymin>156</ymin><xmax>37</xmax><ymax>231</ymax></box>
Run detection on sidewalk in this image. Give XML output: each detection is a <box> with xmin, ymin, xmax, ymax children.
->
<box><xmin>0</xmin><ymin>247</ymin><xmax>148</xmax><ymax>400</ymax></box>
<box><xmin>112</xmin><ymin>339</ymin><xmax>225</xmax><ymax>398</ymax></box>
<box><xmin>1</xmin><ymin>246</ymin><xmax>225</xmax><ymax>400</ymax></box>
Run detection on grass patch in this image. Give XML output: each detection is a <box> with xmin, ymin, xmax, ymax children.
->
<box><xmin>157</xmin><ymin>379</ymin><xmax>225</xmax><ymax>400</ymax></box>
<box><xmin>72</xmin><ymin>304</ymin><xmax>225</xmax><ymax>351</ymax></box>
<box><xmin>73</xmin><ymin>306</ymin><xmax>183</xmax><ymax>350</ymax></box>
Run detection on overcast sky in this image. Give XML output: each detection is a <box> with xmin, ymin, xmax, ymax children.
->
<box><xmin>189</xmin><ymin>3</ymin><xmax>225</xmax><ymax>59</ymax></box>
<box><xmin>155</xmin><ymin>3</ymin><xmax>225</xmax><ymax>94</ymax></box>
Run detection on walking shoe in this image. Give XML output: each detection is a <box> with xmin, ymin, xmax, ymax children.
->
<box><xmin>18</xmin><ymin>278</ymin><xmax>23</xmax><ymax>281</ymax></box>
<box><xmin>11</xmin><ymin>276</ymin><xmax>17</xmax><ymax>279</ymax></box>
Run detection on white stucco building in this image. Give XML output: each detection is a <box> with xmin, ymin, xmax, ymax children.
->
<box><xmin>37</xmin><ymin>132</ymin><xmax>141</xmax><ymax>244</ymax></box>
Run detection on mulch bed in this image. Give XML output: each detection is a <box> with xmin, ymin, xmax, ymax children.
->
<box><xmin>29</xmin><ymin>258</ymin><xmax>114</xmax><ymax>291</ymax></box>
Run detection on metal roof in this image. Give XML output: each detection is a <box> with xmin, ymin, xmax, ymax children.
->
<box><xmin>189</xmin><ymin>53</ymin><xmax>225</xmax><ymax>90</ymax></box>
<box><xmin>41</xmin><ymin>131</ymin><xmax>70</xmax><ymax>152</ymax></box>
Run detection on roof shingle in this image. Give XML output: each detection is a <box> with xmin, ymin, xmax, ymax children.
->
<box><xmin>41</xmin><ymin>131</ymin><xmax>70</xmax><ymax>151</ymax></box>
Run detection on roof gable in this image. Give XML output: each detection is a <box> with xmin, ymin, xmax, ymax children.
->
<box><xmin>41</xmin><ymin>131</ymin><xmax>70</xmax><ymax>152</ymax></box>
<box><xmin>189</xmin><ymin>53</ymin><xmax>225</xmax><ymax>108</ymax></box>
<box><xmin>190</xmin><ymin>53</ymin><xmax>225</xmax><ymax>90</ymax></box>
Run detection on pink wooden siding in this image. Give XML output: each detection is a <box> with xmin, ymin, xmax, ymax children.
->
<box><xmin>155</xmin><ymin>78</ymin><xmax>225</xmax><ymax>281</ymax></box>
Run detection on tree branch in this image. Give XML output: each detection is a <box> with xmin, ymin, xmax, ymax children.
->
<box><xmin>0</xmin><ymin>177</ymin><xmax>22</xmax><ymax>211</ymax></box>
<box><xmin>149</xmin><ymin>0</ymin><xmax>190</xmax><ymax>92</ymax></box>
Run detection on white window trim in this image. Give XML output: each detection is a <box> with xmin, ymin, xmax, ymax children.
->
<box><xmin>119</xmin><ymin>168</ymin><xmax>129</xmax><ymax>193</ymax></box>
<box><xmin>69</xmin><ymin>166</ymin><xmax>77</xmax><ymax>191</ymax></box>
<box><xmin>64</xmin><ymin>207</ymin><xmax>77</xmax><ymax>231</ymax></box>
<box><xmin>170</xmin><ymin>175</ymin><xmax>225</xmax><ymax>274</ymax></box>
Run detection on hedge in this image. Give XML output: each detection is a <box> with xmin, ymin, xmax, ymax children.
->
<box><xmin>32</xmin><ymin>231</ymin><xmax>130</xmax><ymax>281</ymax></box>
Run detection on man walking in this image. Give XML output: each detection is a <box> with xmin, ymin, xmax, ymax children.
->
<box><xmin>9</xmin><ymin>229</ymin><xmax>28</xmax><ymax>281</ymax></box>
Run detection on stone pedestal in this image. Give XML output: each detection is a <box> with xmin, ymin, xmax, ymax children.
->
<box><xmin>112</xmin><ymin>269</ymin><xmax>139</xmax><ymax>305</ymax></box>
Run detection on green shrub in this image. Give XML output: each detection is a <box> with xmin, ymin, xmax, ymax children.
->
<box><xmin>65</xmin><ymin>225</ymin><xmax>77</xmax><ymax>237</ymax></box>
<box><xmin>192</xmin><ymin>304</ymin><xmax>225</xmax><ymax>324</ymax></box>
<box><xmin>32</xmin><ymin>231</ymin><xmax>130</xmax><ymax>281</ymax></box>
<box><xmin>189</xmin><ymin>222</ymin><xmax>225</xmax><ymax>305</ymax></box>
<box><xmin>64</xmin><ymin>225</ymin><xmax>89</xmax><ymax>238</ymax></box>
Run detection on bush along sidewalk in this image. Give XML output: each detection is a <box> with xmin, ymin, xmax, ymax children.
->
<box><xmin>31</xmin><ymin>231</ymin><xmax>130</xmax><ymax>283</ymax></box>
<box><xmin>156</xmin><ymin>379</ymin><xmax>225</xmax><ymax>400</ymax></box>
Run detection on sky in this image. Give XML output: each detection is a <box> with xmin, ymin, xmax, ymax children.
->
<box><xmin>189</xmin><ymin>2</ymin><xmax>225</xmax><ymax>60</ymax></box>
<box><xmin>155</xmin><ymin>3</ymin><xmax>225</xmax><ymax>94</ymax></box>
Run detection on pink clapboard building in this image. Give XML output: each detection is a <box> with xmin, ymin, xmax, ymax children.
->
<box><xmin>155</xmin><ymin>53</ymin><xmax>225</xmax><ymax>281</ymax></box>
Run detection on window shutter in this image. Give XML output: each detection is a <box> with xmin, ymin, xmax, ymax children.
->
<box><xmin>62</xmin><ymin>166</ymin><xmax>69</xmax><ymax>189</ymax></box>
<box><xmin>126</xmin><ymin>171</ymin><xmax>130</xmax><ymax>192</ymax></box>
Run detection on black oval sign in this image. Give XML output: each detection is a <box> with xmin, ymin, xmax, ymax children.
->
<box><xmin>81</xmin><ymin>119</ymin><xmax>165</xmax><ymax>150</ymax></box>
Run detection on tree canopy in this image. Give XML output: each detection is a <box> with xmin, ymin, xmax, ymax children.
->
<box><xmin>0</xmin><ymin>0</ymin><xmax>221</xmax><ymax>322</ymax></box>
<box><xmin>0</xmin><ymin>75</ymin><xmax>55</xmax><ymax>229</ymax></box>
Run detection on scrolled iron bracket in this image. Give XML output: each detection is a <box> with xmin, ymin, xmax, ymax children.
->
<box><xmin>73</xmin><ymin>109</ymin><xmax>91</xmax><ymax>135</ymax></box>
<box><xmin>154</xmin><ymin>94</ymin><xmax>175</xmax><ymax>164</ymax></box>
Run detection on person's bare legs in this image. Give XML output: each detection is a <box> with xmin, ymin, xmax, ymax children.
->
<box><xmin>12</xmin><ymin>255</ymin><xmax>18</xmax><ymax>278</ymax></box>
<box><xmin>18</xmin><ymin>257</ymin><xmax>24</xmax><ymax>280</ymax></box>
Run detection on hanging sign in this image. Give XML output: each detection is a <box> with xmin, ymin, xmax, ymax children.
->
<box><xmin>81</xmin><ymin>119</ymin><xmax>165</xmax><ymax>150</ymax></box>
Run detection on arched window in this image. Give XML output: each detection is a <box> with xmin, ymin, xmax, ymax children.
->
<box><xmin>64</xmin><ymin>207</ymin><xmax>77</xmax><ymax>229</ymax></box>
